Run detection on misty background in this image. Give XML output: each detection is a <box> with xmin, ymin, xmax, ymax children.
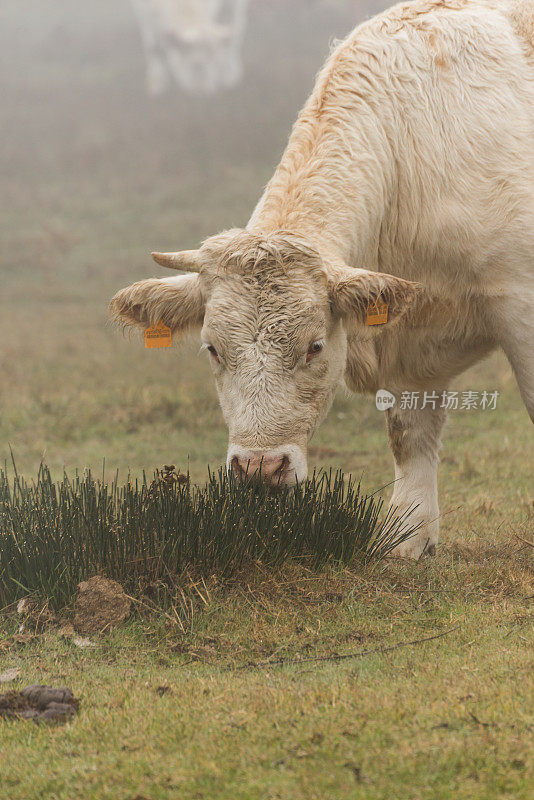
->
<box><xmin>2</xmin><ymin>0</ymin><xmax>389</xmax><ymax>290</ymax></box>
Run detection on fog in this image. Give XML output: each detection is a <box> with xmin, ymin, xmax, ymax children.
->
<box><xmin>1</xmin><ymin>0</ymin><xmax>390</xmax><ymax>284</ymax></box>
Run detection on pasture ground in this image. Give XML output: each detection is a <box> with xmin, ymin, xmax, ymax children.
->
<box><xmin>1</xmin><ymin>1</ymin><xmax>533</xmax><ymax>797</ymax></box>
<box><xmin>1</xmin><ymin>540</ymin><xmax>533</xmax><ymax>799</ymax></box>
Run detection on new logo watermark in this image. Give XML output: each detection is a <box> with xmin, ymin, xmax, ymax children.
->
<box><xmin>375</xmin><ymin>390</ymin><xmax>396</xmax><ymax>411</ymax></box>
<box><xmin>375</xmin><ymin>390</ymin><xmax>500</xmax><ymax>412</ymax></box>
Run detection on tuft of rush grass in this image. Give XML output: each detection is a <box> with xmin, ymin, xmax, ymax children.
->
<box><xmin>0</xmin><ymin>465</ymin><xmax>416</xmax><ymax>608</ymax></box>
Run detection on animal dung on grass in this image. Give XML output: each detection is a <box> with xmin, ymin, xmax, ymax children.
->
<box><xmin>74</xmin><ymin>576</ymin><xmax>131</xmax><ymax>635</ymax></box>
<box><xmin>0</xmin><ymin>466</ymin><xmax>417</xmax><ymax>607</ymax></box>
<box><xmin>0</xmin><ymin>685</ymin><xmax>80</xmax><ymax>724</ymax></box>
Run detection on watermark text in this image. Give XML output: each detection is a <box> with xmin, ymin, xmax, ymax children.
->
<box><xmin>375</xmin><ymin>389</ymin><xmax>500</xmax><ymax>412</ymax></box>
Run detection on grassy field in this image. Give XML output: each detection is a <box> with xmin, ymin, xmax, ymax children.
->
<box><xmin>1</xmin><ymin>548</ymin><xmax>533</xmax><ymax>799</ymax></box>
<box><xmin>1</xmin><ymin>1</ymin><xmax>533</xmax><ymax>798</ymax></box>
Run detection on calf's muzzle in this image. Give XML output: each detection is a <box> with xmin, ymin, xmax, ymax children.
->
<box><xmin>231</xmin><ymin>452</ymin><xmax>290</xmax><ymax>487</ymax></box>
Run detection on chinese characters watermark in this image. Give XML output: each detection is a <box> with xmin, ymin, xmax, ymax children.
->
<box><xmin>375</xmin><ymin>389</ymin><xmax>500</xmax><ymax>412</ymax></box>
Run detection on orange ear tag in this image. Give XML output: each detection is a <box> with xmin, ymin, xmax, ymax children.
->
<box><xmin>366</xmin><ymin>301</ymin><xmax>389</xmax><ymax>326</ymax></box>
<box><xmin>145</xmin><ymin>320</ymin><xmax>172</xmax><ymax>349</ymax></box>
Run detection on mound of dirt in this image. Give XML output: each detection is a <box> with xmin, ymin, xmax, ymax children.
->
<box><xmin>0</xmin><ymin>685</ymin><xmax>80</xmax><ymax>724</ymax></box>
<box><xmin>74</xmin><ymin>576</ymin><xmax>131</xmax><ymax>635</ymax></box>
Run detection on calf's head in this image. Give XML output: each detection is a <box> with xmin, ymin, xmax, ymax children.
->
<box><xmin>110</xmin><ymin>230</ymin><xmax>418</xmax><ymax>486</ymax></box>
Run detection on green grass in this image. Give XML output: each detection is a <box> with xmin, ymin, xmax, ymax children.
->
<box><xmin>1</xmin><ymin>553</ymin><xmax>533</xmax><ymax>800</ymax></box>
<box><xmin>0</xmin><ymin>465</ymin><xmax>415</xmax><ymax>607</ymax></box>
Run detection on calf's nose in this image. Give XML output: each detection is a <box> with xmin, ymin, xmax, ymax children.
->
<box><xmin>231</xmin><ymin>452</ymin><xmax>290</xmax><ymax>486</ymax></box>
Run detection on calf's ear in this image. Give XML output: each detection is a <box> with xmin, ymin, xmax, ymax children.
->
<box><xmin>330</xmin><ymin>268</ymin><xmax>420</xmax><ymax>327</ymax></box>
<box><xmin>109</xmin><ymin>274</ymin><xmax>205</xmax><ymax>337</ymax></box>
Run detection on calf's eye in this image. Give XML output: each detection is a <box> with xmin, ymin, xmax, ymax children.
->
<box><xmin>306</xmin><ymin>340</ymin><xmax>324</xmax><ymax>363</ymax></box>
<box><xmin>207</xmin><ymin>345</ymin><xmax>220</xmax><ymax>363</ymax></box>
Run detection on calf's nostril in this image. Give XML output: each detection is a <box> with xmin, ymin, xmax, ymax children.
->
<box><xmin>273</xmin><ymin>456</ymin><xmax>289</xmax><ymax>481</ymax></box>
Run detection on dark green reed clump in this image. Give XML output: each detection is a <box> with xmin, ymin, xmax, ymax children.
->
<box><xmin>0</xmin><ymin>466</ymin><xmax>416</xmax><ymax>607</ymax></box>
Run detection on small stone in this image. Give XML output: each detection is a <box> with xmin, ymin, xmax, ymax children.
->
<box><xmin>72</xmin><ymin>637</ymin><xmax>97</xmax><ymax>649</ymax></box>
<box><xmin>0</xmin><ymin>668</ymin><xmax>21</xmax><ymax>684</ymax></box>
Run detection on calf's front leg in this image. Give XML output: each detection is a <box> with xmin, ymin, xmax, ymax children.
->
<box><xmin>386</xmin><ymin>400</ymin><xmax>447</xmax><ymax>558</ymax></box>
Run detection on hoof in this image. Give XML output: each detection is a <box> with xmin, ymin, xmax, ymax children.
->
<box><xmin>391</xmin><ymin>535</ymin><xmax>438</xmax><ymax>560</ymax></box>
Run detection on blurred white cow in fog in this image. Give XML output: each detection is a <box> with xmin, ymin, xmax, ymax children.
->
<box><xmin>131</xmin><ymin>0</ymin><xmax>387</xmax><ymax>95</ymax></box>
<box><xmin>131</xmin><ymin>0</ymin><xmax>249</xmax><ymax>95</ymax></box>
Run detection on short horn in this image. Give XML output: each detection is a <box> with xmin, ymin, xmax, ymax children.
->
<box><xmin>151</xmin><ymin>250</ymin><xmax>200</xmax><ymax>272</ymax></box>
